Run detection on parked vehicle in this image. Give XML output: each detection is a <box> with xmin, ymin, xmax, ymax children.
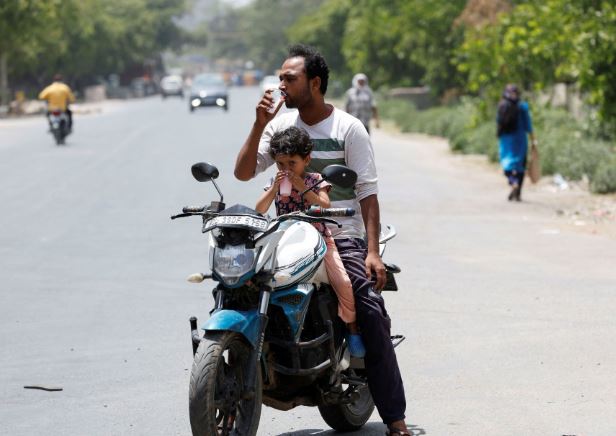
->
<box><xmin>48</xmin><ymin>110</ymin><xmax>70</xmax><ymax>145</ymax></box>
<box><xmin>171</xmin><ymin>162</ymin><xmax>403</xmax><ymax>435</ymax></box>
<box><xmin>130</xmin><ymin>77</ymin><xmax>157</xmax><ymax>98</ymax></box>
<box><xmin>189</xmin><ymin>73</ymin><xmax>229</xmax><ymax>112</ymax></box>
<box><xmin>160</xmin><ymin>75</ymin><xmax>184</xmax><ymax>99</ymax></box>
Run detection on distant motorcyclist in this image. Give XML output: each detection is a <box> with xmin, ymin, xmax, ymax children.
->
<box><xmin>39</xmin><ymin>74</ymin><xmax>75</xmax><ymax>133</ymax></box>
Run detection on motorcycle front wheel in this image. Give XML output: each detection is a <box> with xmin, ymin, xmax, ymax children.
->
<box><xmin>317</xmin><ymin>370</ymin><xmax>375</xmax><ymax>432</ymax></box>
<box><xmin>189</xmin><ymin>331</ymin><xmax>262</xmax><ymax>436</ymax></box>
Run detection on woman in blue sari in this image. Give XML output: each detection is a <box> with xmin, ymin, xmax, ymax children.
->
<box><xmin>497</xmin><ymin>84</ymin><xmax>537</xmax><ymax>201</ymax></box>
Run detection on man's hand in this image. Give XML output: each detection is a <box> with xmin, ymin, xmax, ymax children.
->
<box><xmin>235</xmin><ymin>90</ymin><xmax>283</xmax><ymax>181</ymax></box>
<box><xmin>255</xmin><ymin>89</ymin><xmax>284</xmax><ymax>127</ymax></box>
<box><xmin>365</xmin><ymin>251</ymin><xmax>386</xmax><ymax>290</ymax></box>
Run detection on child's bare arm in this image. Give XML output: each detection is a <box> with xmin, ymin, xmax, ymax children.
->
<box><xmin>256</xmin><ymin>185</ymin><xmax>276</xmax><ymax>214</ymax></box>
<box><xmin>256</xmin><ymin>172</ymin><xmax>285</xmax><ymax>214</ymax></box>
<box><xmin>304</xmin><ymin>187</ymin><xmax>331</xmax><ymax>208</ymax></box>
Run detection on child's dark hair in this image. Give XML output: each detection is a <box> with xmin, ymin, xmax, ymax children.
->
<box><xmin>269</xmin><ymin>126</ymin><xmax>313</xmax><ymax>158</ymax></box>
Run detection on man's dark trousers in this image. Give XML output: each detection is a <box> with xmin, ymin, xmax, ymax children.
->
<box><xmin>335</xmin><ymin>238</ymin><xmax>406</xmax><ymax>425</ymax></box>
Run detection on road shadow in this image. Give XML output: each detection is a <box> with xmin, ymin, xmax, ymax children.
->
<box><xmin>276</xmin><ymin>422</ymin><xmax>427</xmax><ymax>436</ymax></box>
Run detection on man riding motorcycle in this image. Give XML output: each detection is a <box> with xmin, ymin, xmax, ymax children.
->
<box><xmin>234</xmin><ymin>44</ymin><xmax>410</xmax><ymax>436</ymax></box>
<box><xmin>39</xmin><ymin>74</ymin><xmax>75</xmax><ymax>133</ymax></box>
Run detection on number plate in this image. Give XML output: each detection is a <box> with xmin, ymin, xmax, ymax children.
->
<box><xmin>203</xmin><ymin>215</ymin><xmax>268</xmax><ymax>232</ymax></box>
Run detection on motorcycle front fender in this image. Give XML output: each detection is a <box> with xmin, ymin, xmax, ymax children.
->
<box><xmin>202</xmin><ymin>309</ymin><xmax>260</xmax><ymax>348</ymax></box>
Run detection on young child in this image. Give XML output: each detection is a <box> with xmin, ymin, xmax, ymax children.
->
<box><xmin>256</xmin><ymin>126</ymin><xmax>366</xmax><ymax>358</ymax></box>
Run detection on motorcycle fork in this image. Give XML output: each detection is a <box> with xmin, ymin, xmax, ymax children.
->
<box><xmin>242</xmin><ymin>287</ymin><xmax>270</xmax><ymax>398</ymax></box>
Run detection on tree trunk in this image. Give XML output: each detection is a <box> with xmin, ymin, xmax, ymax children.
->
<box><xmin>0</xmin><ymin>51</ymin><xmax>8</xmax><ymax>107</ymax></box>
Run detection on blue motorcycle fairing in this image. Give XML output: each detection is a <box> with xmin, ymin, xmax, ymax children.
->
<box><xmin>202</xmin><ymin>309</ymin><xmax>260</xmax><ymax>348</ymax></box>
<box><xmin>270</xmin><ymin>284</ymin><xmax>314</xmax><ymax>341</ymax></box>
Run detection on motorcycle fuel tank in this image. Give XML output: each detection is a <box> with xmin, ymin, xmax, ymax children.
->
<box><xmin>269</xmin><ymin>220</ymin><xmax>326</xmax><ymax>289</ymax></box>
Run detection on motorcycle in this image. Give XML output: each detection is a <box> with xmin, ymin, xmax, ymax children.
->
<box><xmin>172</xmin><ymin>162</ymin><xmax>403</xmax><ymax>435</ymax></box>
<box><xmin>48</xmin><ymin>109</ymin><xmax>70</xmax><ymax>145</ymax></box>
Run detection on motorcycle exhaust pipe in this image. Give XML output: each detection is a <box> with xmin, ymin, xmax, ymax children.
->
<box><xmin>190</xmin><ymin>316</ymin><xmax>201</xmax><ymax>355</ymax></box>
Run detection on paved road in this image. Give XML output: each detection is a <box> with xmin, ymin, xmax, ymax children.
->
<box><xmin>1</xmin><ymin>89</ymin><xmax>615</xmax><ymax>436</ymax></box>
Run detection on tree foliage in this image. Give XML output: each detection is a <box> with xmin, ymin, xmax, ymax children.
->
<box><xmin>340</xmin><ymin>0</ymin><xmax>466</xmax><ymax>93</ymax></box>
<box><xmin>197</xmin><ymin>0</ymin><xmax>325</xmax><ymax>74</ymax></box>
<box><xmin>4</xmin><ymin>0</ymin><xmax>616</xmax><ymax>137</ymax></box>
<box><xmin>240</xmin><ymin>0</ymin><xmax>325</xmax><ymax>74</ymax></box>
<box><xmin>0</xmin><ymin>0</ymin><xmax>188</xmax><ymax>100</ymax></box>
<box><xmin>456</xmin><ymin>0</ymin><xmax>616</xmax><ymax>134</ymax></box>
<box><xmin>199</xmin><ymin>0</ymin><xmax>465</xmax><ymax>94</ymax></box>
<box><xmin>286</xmin><ymin>0</ymin><xmax>353</xmax><ymax>81</ymax></box>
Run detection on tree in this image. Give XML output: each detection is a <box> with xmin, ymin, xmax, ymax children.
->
<box><xmin>196</xmin><ymin>0</ymin><xmax>326</xmax><ymax>74</ymax></box>
<box><xmin>240</xmin><ymin>0</ymin><xmax>326</xmax><ymax>74</ymax></box>
<box><xmin>0</xmin><ymin>1</ymin><xmax>60</xmax><ymax>104</ymax></box>
<box><xmin>575</xmin><ymin>1</ymin><xmax>616</xmax><ymax>135</ymax></box>
<box><xmin>342</xmin><ymin>0</ymin><xmax>466</xmax><ymax>93</ymax></box>
<box><xmin>455</xmin><ymin>0</ymin><xmax>616</xmax><ymax>134</ymax></box>
<box><xmin>287</xmin><ymin>0</ymin><xmax>353</xmax><ymax>82</ymax></box>
<box><xmin>2</xmin><ymin>0</ymin><xmax>189</xmax><ymax>99</ymax></box>
<box><xmin>457</xmin><ymin>0</ymin><xmax>579</xmax><ymax>95</ymax></box>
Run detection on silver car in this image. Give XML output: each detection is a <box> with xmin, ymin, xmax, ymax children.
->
<box><xmin>189</xmin><ymin>73</ymin><xmax>228</xmax><ymax>112</ymax></box>
<box><xmin>161</xmin><ymin>75</ymin><xmax>184</xmax><ymax>99</ymax></box>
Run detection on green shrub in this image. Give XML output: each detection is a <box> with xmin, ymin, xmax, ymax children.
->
<box><xmin>554</xmin><ymin>140</ymin><xmax>611</xmax><ymax>181</ymax></box>
<box><xmin>379</xmin><ymin>99</ymin><xmax>616</xmax><ymax>193</ymax></box>
<box><xmin>590</xmin><ymin>157</ymin><xmax>616</xmax><ymax>194</ymax></box>
<box><xmin>379</xmin><ymin>99</ymin><xmax>417</xmax><ymax>130</ymax></box>
<box><xmin>463</xmin><ymin>121</ymin><xmax>496</xmax><ymax>156</ymax></box>
<box><xmin>534</xmin><ymin>109</ymin><xmax>613</xmax><ymax>182</ymax></box>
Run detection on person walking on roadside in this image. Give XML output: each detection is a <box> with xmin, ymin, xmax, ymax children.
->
<box><xmin>497</xmin><ymin>84</ymin><xmax>537</xmax><ymax>201</ymax></box>
<box><xmin>345</xmin><ymin>73</ymin><xmax>380</xmax><ymax>135</ymax></box>
<box><xmin>234</xmin><ymin>44</ymin><xmax>409</xmax><ymax>436</ymax></box>
<box><xmin>39</xmin><ymin>74</ymin><xmax>75</xmax><ymax>133</ymax></box>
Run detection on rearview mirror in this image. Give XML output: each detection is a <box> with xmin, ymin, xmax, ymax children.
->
<box><xmin>191</xmin><ymin>162</ymin><xmax>219</xmax><ymax>182</ymax></box>
<box><xmin>321</xmin><ymin>164</ymin><xmax>357</xmax><ymax>189</ymax></box>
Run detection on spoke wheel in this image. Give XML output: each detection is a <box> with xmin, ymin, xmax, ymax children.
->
<box><xmin>189</xmin><ymin>332</ymin><xmax>262</xmax><ymax>436</ymax></box>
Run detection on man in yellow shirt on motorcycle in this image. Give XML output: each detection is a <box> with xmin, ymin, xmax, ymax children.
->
<box><xmin>39</xmin><ymin>74</ymin><xmax>76</xmax><ymax>132</ymax></box>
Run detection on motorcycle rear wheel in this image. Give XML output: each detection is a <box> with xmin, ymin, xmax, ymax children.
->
<box><xmin>53</xmin><ymin>130</ymin><xmax>64</xmax><ymax>145</ymax></box>
<box><xmin>189</xmin><ymin>331</ymin><xmax>262</xmax><ymax>436</ymax></box>
<box><xmin>318</xmin><ymin>372</ymin><xmax>375</xmax><ymax>432</ymax></box>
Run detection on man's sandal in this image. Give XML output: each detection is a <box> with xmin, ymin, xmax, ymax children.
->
<box><xmin>386</xmin><ymin>426</ymin><xmax>411</xmax><ymax>436</ymax></box>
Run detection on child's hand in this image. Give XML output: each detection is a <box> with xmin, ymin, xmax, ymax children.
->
<box><xmin>273</xmin><ymin>171</ymin><xmax>287</xmax><ymax>189</ymax></box>
<box><xmin>288</xmin><ymin>172</ymin><xmax>306</xmax><ymax>192</ymax></box>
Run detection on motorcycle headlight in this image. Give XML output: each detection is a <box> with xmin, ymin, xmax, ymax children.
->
<box><xmin>212</xmin><ymin>245</ymin><xmax>258</xmax><ymax>287</ymax></box>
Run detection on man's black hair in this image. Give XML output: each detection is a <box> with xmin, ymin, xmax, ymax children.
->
<box><xmin>269</xmin><ymin>126</ymin><xmax>313</xmax><ymax>159</ymax></box>
<box><xmin>287</xmin><ymin>44</ymin><xmax>329</xmax><ymax>95</ymax></box>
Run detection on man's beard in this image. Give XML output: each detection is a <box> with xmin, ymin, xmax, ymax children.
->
<box><xmin>285</xmin><ymin>84</ymin><xmax>312</xmax><ymax>109</ymax></box>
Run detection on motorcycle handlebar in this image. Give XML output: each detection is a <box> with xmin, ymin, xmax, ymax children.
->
<box><xmin>306</xmin><ymin>207</ymin><xmax>356</xmax><ymax>217</ymax></box>
<box><xmin>182</xmin><ymin>206</ymin><xmax>205</xmax><ymax>213</ymax></box>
